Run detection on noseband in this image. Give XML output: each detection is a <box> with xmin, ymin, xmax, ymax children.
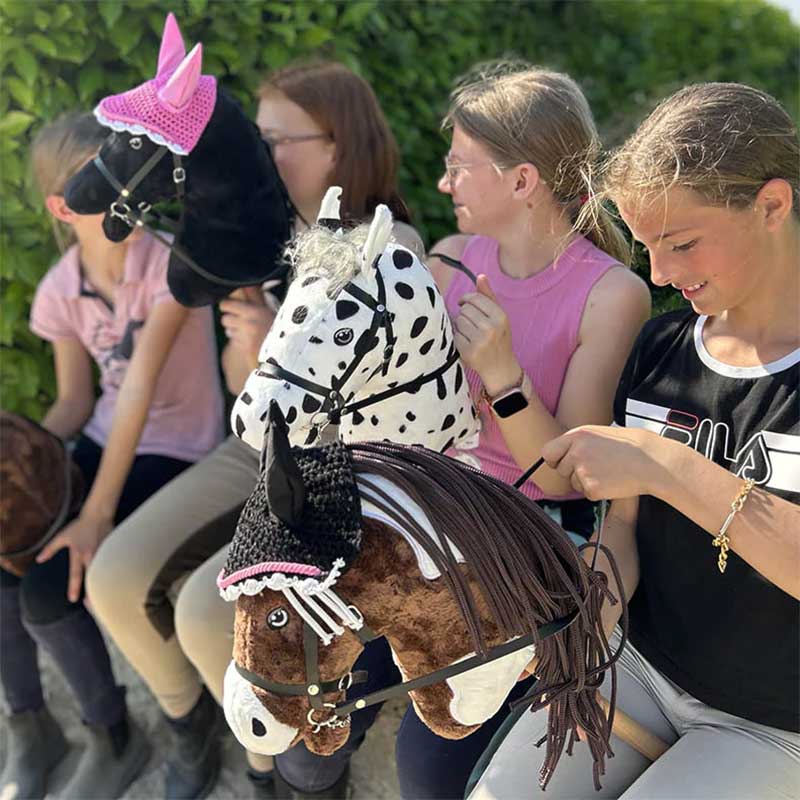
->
<box><xmin>92</xmin><ymin>143</ymin><xmax>255</xmax><ymax>288</ymax></box>
<box><xmin>235</xmin><ymin>601</ymin><xmax>579</xmax><ymax>733</ymax></box>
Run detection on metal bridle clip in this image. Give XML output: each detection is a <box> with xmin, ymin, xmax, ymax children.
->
<box><xmin>306</xmin><ymin>704</ymin><xmax>350</xmax><ymax>734</ymax></box>
<box><xmin>137</xmin><ymin>201</ymin><xmax>152</xmax><ymax>213</ymax></box>
<box><xmin>338</xmin><ymin>673</ymin><xmax>353</xmax><ymax>692</ymax></box>
<box><xmin>173</xmin><ymin>167</ymin><xmax>186</xmax><ymax>184</ymax></box>
<box><xmin>109</xmin><ymin>201</ymin><xmax>134</xmax><ymax>226</ymax></box>
<box><xmin>129</xmin><ymin>137</ymin><xmax>143</xmax><ymax>150</ymax></box>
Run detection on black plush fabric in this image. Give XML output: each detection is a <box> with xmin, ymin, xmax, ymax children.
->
<box><xmin>222</xmin><ymin>440</ymin><xmax>362</xmax><ymax>583</ymax></box>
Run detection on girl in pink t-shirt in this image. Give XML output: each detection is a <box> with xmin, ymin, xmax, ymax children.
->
<box><xmin>0</xmin><ymin>112</ymin><xmax>223</xmax><ymax>800</ymax></box>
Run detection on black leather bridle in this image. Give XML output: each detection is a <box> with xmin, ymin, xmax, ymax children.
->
<box><xmin>93</xmin><ymin>143</ymin><xmax>254</xmax><ymax>288</ymax></box>
<box><xmin>257</xmin><ymin>263</ymin><xmax>465</xmax><ymax>431</ymax></box>
<box><xmin>235</xmin><ymin>599</ymin><xmax>579</xmax><ymax>733</ymax></box>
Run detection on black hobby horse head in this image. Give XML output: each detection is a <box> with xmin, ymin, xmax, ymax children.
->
<box><xmin>63</xmin><ymin>13</ymin><xmax>294</xmax><ymax>306</ymax></box>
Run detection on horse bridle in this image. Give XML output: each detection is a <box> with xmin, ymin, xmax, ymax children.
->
<box><xmin>235</xmin><ymin>598</ymin><xmax>579</xmax><ymax>733</ymax></box>
<box><xmin>256</xmin><ymin>264</ymin><xmax>464</xmax><ymax>431</ymax></box>
<box><xmin>92</xmin><ymin>142</ymin><xmax>259</xmax><ymax>288</ymax></box>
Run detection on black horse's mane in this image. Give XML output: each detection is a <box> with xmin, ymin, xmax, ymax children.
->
<box><xmin>350</xmin><ymin>440</ymin><xmax>625</xmax><ymax>790</ymax></box>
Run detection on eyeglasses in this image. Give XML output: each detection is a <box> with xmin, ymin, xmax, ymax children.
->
<box><xmin>442</xmin><ymin>156</ymin><xmax>504</xmax><ymax>182</ymax></box>
<box><xmin>262</xmin><ymin>132</ymin><xmax>331</xmax><ymax>149</ymax></box>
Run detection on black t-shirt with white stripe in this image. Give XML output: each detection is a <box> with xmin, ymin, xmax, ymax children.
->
<box><xmin>614</xmin><ymin>309</ymin><xmax>799</xmax><ymax>732</ymax></box>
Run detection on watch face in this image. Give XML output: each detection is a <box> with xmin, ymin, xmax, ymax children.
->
<box><xmin>492</xmin><ymin>390</ymin><xmax>529</xmax><ymax>418</ymax></box>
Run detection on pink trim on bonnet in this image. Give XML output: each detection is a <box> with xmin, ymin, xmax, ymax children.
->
<box><xmin>216</xmin><ymin>561</ymin><xmax>322</xmax><ymax>590</ymax></box>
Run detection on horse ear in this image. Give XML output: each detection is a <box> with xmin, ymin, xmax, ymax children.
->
<box><xmin>158</xmin><ymin>43</ymin><xmax>203</xmax><ymax>110</ymax></box>
<box><xmin>264</xmin><ymin>402</ymin><xmax>306</xmax><ymax>527</ymax></box>
<box><xmin>317</xmin><ymin>186</ymin><xmax>343</xmax><ymax>232</ymax></box>
<box><xmin>156</xmin><ymin>13</ymin><xmax>186</xmax><ymax>77</ymax></box>
<box><xmin>361</xmin><ymin>204</ymin><xmax>393</xmax><ymax>280</ymax></box>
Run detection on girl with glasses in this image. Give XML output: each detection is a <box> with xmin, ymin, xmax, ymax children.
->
<box><xmin>395</xmin><ymin>61</ymin><xmax>651</xmax><ymax>800</ymax></box>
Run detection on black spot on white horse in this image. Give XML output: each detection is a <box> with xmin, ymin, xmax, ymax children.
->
<box><xmin>285</xmin><ymin>406</ymin><xmax>297</xmax><ymax>424</ymax></box>
<box><xmin>395</xmin><ymin>282</ymin><xmax>414</xmax><ymax>300</ymax></box>
<box><xmin>252</xmin><ymin>718</ymin><xmax>267</xmax><ymax>737</ymax></box>
<box><xmin>336</xmin><ymin>300</ymin><xmax>359</xmax><ymax>321</ymax></box>
<box><xmin>396</xmin><ymin>352</ymin><xmax>409</xmax><ymax>368</ymax></box>
<box><xmin>419</xmin><ymin>339</ymin><xmax>434</xmax><ymax>356</ymax></box>
<box><xmin>334</xmin><ymin>328</ymin><xmax>354</xmax><ymax>346</ymax></box>
<box><xmin>239</xmin><ymin>392</ymin><xmax>252</xmax><ymax>405</ymax></box>
<box><xmin>410</xmin><ymin>316</ymin><xmax>428</xmax><ymax>338</ymax></box>
<box><xmin>436</xmin><ymin>375</ymin><xmax>447</xmax><ymax>400</ymax></box>
<box><xmin>392</xmin><ymin>250</ymin><xmax>413</xmax><ymax>269</ymax></box>
<box><xmin>427</xmin><ymin>286</ymin><xmax>436</xmax><ymax>308</ymax></box>
<box><xmin>301</xmin><ymin>276</ymin><xmax>320</xmax><ymax>287</ymax></box>
<box><xmin>371</xmin><ymin>415</ymin><xmax>379</xmax><ymax>426</ymax></box>
<box><xmin>292</xmin><ymin>306</ymin><xmax>308</xmax><ymax>324</ymax></box>
<box><xmin>406</xmin><ymin>411</ymin><xmax>416</xmax><ymax>421</ymax></box>
<box><xmin>302</xmin><ymin>394</ymin><xmax>321</xmax><ymax>413</ymax></box>
<box><xmin>309</xmin><ymin>335</ymin><xmax>323</xmax><ymax>344</ymax></box>
<box><xmin>442</xmin><ymin>414</ymin><xmax>455</xmax><ymax>431</ymax></box>
<box><xmin>308</xmin><ymin>367</ymin><xmax>316</xmax><ymax>376</ymax></box>
<box><xmin>352</xmin><ymin>411</ymin><xmax>365</xmax><ymax>425</ymax></box>
<box><xmin>399</xmin><ymin>424</ymin><xmax>407</xmax><ymax>433</ymax></box>
<box><xmin>455</xmin><ymin>364</ymin><xmax>464</xmax><ymax>393</ymax></box>
<box><xmin>304</xmin><ymin>428</ymin><xmax>318</xmax><ymax>445</ymax></box>
<box><xmin>235</xmin><ymin>414</ymin><xmax>245</xmax><ymax>437</ymax></box>
<box><xmin>338</xmin><ymin>361</ymin><xmax>347</xmax><ymax>370</ymax></box>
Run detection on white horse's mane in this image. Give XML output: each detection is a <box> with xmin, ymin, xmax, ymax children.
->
<box><xmin>287</xmin><ymin>223</ymin><xmax>372</xmax><ymax>297</ymax></box>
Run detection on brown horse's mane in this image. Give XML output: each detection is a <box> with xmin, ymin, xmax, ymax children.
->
<box><xmin>350</xmin><ymin>440</ymin><xmax>625</xmax><ymax>790</ymax></box>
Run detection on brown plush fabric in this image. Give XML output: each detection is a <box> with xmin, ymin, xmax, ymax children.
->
<box><xmin>234</xmin><ymin>517</ymin><xmax>509</xmax><ymax>752</ymax></box>
<box><xmin>0</xmin><ymin>411</ymin><xmax>83</xmax><ymax>575</ymax></box>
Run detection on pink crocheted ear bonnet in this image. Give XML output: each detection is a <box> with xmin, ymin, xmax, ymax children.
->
<box><xmin>94</xmin><ymin>13</ymin><xmax>216</xmax><ymax>155</ymax></box>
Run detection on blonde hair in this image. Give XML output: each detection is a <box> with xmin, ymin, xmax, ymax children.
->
<box><xmin>30</xmin><ymin>112</ymin><xmax>108</xmax><ymax>251</ymax></box>
<box><xmin>444</xmin><ymin>61</ymin><xmax>630</xmax><ymax>265</ymax></box>
<box><xmin>603</xmin><ymin>82</ymin><xmax>800</xmax><ymax>217</ymax></box>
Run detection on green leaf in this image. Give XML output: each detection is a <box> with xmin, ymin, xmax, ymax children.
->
<box><xmin>33</xmin><ymin>7</ymin><xmax>49</xmax><ymax>30</ymax></box>
<box><xmin>77</xmin><ymin>65</ymin><xmax>107</xmax><ymax>103</ymax></box>
<box><xmin>187</xmin><ymin>0</ymin><xmax>208</xmax><ymax>15</ymax></box>
<box><xmin>10</xmin><ymin>47</ymin><xmax>37</xmax><ymax>86</ymax></box>
<box><xmin>108</xmin><ymin>21</ymin><xmax>142</xmax><ymax>57</ymax></box>
<box><xmin>98</xmin><ymin>0</ymin><xmax>123</xmax><ymax>30</ymax></box>
<box><xmin>27</xmin><ymin>33</ymin><xmax>58</xmax><ymax>57</ymax></box>
<box><xmin>0</xmin><ymin>110</ymin><xmax>34</xmax><ymax>137</ymax></box>
<box><xmin>5</xmin><ymin>76</ymin><xmax>34</xmax><ymax>108</ymax></box>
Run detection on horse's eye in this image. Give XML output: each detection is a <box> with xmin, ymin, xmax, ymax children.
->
<box><xmin>267</xmin><ymin>608</ymin><xmax>289</xmax><ymax>629</ymax></box>
<box><xmin>334</xmin><ymin>328</ymin><xmax>354</xmax><ymax>346</ymax></box>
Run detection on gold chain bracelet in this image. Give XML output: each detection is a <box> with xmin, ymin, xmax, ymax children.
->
<box><xmin>712</xmin><ymin>478</ymin><xmax>755</xmax><ymax>573</ymax></box>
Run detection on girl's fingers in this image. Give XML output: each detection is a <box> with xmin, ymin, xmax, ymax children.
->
<box><xmin>67</xmin><ymin>548</ymin><xmax>84</xmax><ymax>603</ymax></box>
<box><xmin>458</xmin><ymin>303</ymin><xmax>493</xmax><ymax>330</ymax></box>
<box><xmin>36</xmin><ymin>531</ymin><xmax>66</xmax><ymax>563</ymax></box>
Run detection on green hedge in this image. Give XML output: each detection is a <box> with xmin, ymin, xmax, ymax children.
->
<box><xmin>2</xmin><ymin>0</ymin><xmax>797</xmax><ymax>417</ymax></box>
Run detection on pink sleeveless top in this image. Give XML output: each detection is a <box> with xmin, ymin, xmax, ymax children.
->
<box><xmin>444</xmin><ymin>235</ymin><xmax>618</xmax><ymax>501</ymax></box>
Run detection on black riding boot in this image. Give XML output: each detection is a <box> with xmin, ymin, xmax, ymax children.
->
<box><xmin>164</xmin><ymin>687</ymin><xmax>223</xmax><ymax>800</ymax></box>
<box><xmin>260</xmin><ymin>762</ymin><xmax>350</xmax><ymax>800</ymax></box>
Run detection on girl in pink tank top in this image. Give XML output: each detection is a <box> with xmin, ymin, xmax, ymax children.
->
<box><xmin>431</xmin><ymin>65</ymin><xmax>651</xmax><ymax>522</ymax></box>
<box><xmin>392</xmin><ymin>63</ymin><xmax>651</xmax><ymax>800</ymax></box>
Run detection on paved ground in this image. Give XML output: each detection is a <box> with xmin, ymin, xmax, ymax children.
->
<box><xmin>0</xmin><ymin>634</ymin><xmax>406</xmax><ymax>799</ymax></box>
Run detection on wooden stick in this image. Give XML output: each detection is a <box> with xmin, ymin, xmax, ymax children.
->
<box><xmin>600</xmin><ymin>696</ymin><xmax>669</xmax><ymax>762</ymax></box>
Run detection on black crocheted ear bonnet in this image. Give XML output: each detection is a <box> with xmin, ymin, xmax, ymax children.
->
<box><xmin>217</xmin><ymin>403</ymin><xmax>362</xmax><ymax>603</ymax></box>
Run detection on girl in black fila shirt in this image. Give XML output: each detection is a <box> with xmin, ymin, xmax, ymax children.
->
<box><xmin>469</xmin><ymin>83</ymin><xmax>799</xmax><ymax>800</ymax></box>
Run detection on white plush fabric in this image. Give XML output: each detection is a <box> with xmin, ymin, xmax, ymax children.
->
<box><xmin>231</xmin><ymin>202</ymin><xmax>480</xmax><ymax>458</ymax></box>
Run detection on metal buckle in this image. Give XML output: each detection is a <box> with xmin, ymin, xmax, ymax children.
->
<box><xmin>173</xmin><ymin>167</ymin><xmax>186</xmax><ymax>184</ymax></box>
<box><xmin>306</xmin><ymin>704</ymin><xmax>350</xmax><ymax>734</ymax></box>
<box><xmin>129</xmin><ymin>137</ymin><xmax>142</xmax><ymax>150</ymax></box>
<box><xmin>109</xmin><ymin>201</ymin><xmax>134</xmax><ymax>226</ymax></box>
<box><xmin>338</xmin><ymin>673</ymin><xmax>353</xmax><ymax>692</ymax></box>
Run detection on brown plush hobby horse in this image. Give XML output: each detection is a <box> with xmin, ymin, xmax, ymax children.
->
<box><xmin>0</xmin><ymin>411</ymin><xmax>84</xmax><ymax>575</ymax></box>
<box><xmin>218</xmin><ymin>404</ymin><xmax>629</xmax><ymax>790</ymax></box>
